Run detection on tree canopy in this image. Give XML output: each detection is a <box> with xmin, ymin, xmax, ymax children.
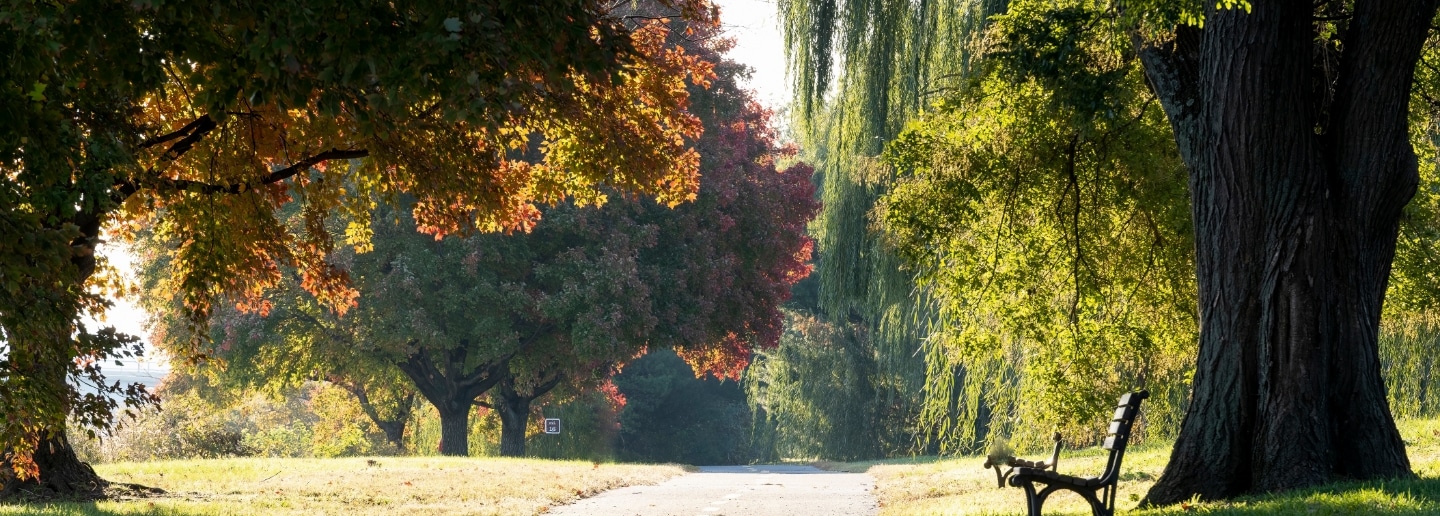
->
<box><xmin>2</xmin><ymin>0</ymin><xmax>718</xmax><ymax>492</ymax></box>
<box><xmin>139</xmin><ymin>40</ymin><xmax>818</xmax><ymax>457</ymax></box>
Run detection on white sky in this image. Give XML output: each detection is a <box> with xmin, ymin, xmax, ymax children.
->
<box><xmin>91</xmin><ymin>0</ymin><xmax>789</xmax><ymax>375</ymax></box>
<box><xmin>87</xmin><ymin>242</ymin><xmax>164</xmax><ymax>371</ymax></box>
<box><xmin>714</xmin><ymin>0</ymin><xmax>788</xmax><ymax>110</ymax></box>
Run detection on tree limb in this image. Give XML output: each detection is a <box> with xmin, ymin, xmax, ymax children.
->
<box><xmin>118</xmin><ymin>116</ymin><xmax>369</xmax><ymax>199</ymax></box>
<box><xmin>1133</xmin><ymin>25</ymin><xmax>1205</xmax><ymax>168</ymax></box>
<box><xmin>137</xmin><ymin>116</ymin><xmax>214</xmax><ymax>150</ymax></box>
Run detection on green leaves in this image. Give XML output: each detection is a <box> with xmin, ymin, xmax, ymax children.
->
<box><xmin>25</xmin><ymin>81</ymin><xmax>44</xmax><ymax>102</ymax></box>
<box><xmin>786</xmin><ymin>0</ymin><xmax>1202</xmax><ymax>452</ymax></box>
<box><xmin>442</xmin><ymin>17</ymin><xmax>462</xmax><ymax>33</ymax></box>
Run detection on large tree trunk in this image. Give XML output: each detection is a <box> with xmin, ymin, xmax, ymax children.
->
<box><xmin>0</xmin><ymin>352</ymin><xmax>108</xmax><ymax>500</ymax></box>
<box><xmin>1</xmin><ymin>253</ymin><xmax>109</xmax><ymax>500</ymax></box>
<box><xmin>1137</xmin><ymin>0</ymin><xmax>1437</xmax><ymax>504</ymax></box>
<box><xmin>0</xmin><ymin>435</ymin><xmax>105</xmax><ymax>500</ymax></box>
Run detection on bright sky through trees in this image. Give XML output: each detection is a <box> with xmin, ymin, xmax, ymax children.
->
<box><xmin>714</xmin><ymin>0</ymin><xmax>786</xmax><ymax>109</ymax></box>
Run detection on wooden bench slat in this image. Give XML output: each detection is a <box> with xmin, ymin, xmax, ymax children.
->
<box><xmin>1112</xmin><ymin>406</ymin><xmax>1135</xmax><ymax>421</ymax></box>
<box><xmin>1107</xmin><ymin>420</ymin><xmax>1125</xmax><ymax>435</ymax></box>
<box><xmin>1103</xmin><ymin>434</ymin><xmax>1124</xmax><ymax>450</ymax></box>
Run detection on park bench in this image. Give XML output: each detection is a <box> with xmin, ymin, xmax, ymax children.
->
<box><xmin>982</xmin><ymin>390</ymin><xmax>1149</xmax><ymax>516</ymax></box>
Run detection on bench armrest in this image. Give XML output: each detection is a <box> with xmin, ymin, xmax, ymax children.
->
<box><xmin>1045</xmin><ymin>432</ymin><xmax>1062</xmax><ymax>471</ymax></box>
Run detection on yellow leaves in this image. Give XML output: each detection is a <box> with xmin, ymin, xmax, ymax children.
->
<box><xmin>7</xmin><ymin>442</ymin><xmax>40</xmax><ymax>481</ymax></box>
<box><xmin>1215</xmin><ymin>0</ymin><xmax>1252</xmax><ymax>14</ymax></box>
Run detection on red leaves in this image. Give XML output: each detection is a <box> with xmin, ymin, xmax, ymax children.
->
<box><xmin>599</xmin><ymin>379</ymin><xmax>627</xmax><ymax>411</ymax></box>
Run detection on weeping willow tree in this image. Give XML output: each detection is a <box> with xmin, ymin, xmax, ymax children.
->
<box><xmin>875</xmin><ymin>4</ymin><xmax>1198</xmax><ymax>452</ymax></box>
<box><xmin>775</xmin><ymin>0</ymin><xmax>1011</xmax><ymax>456</ymax></box>
<box><xmin>744</xmin><ymin>310</ymin><xmax>918</xmax><ymax>461</ymax></box>
<box><xmin>781</xmin><ymin>0</ymin><xmax>1193</xmax><ymax>455</ymax></box>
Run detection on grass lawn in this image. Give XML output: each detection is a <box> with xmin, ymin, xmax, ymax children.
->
<box><xmin>821</xmin><ymin>418</ymin><xmax>1440</xmax><ymax>515</ymax></box>
<box><xmin>0</xmin><ymin>457</ymin><xmax>686</xmax><ymax>515</ymax></box>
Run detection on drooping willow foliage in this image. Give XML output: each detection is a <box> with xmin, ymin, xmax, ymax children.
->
<box><xmin>877</xmin><ymin>4</ymin><xmax>1199</xmax><ymax>450</ymax></box>
<box><xmin>744</xmin><ymin>310</ymin><xmax>922</xmax><ymax>461</ymax></box>
<box><xmin>780</xmin><ymin>0</ymin><xmax>1202</xmax><ymax>455</ymax></box>
<box><xmin>773</xmin><ymin>0</ymin><xmax>1012</xmax><ymax>457</ymax></box>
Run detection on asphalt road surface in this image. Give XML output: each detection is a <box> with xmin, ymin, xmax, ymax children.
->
<box><xmin>548</xmin><ymin>464</ymin><xmax>878</xmax><ymax>516</ymax></box>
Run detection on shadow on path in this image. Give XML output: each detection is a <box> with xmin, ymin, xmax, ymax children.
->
<box><xmin>699</xmin><ymin>464</ymin><xmax>859</xmax><ymax>474</ymax></box>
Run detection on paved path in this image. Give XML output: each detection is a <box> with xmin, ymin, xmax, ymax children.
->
<box><xmin>548</xmin><ymin>464</ymin><xmax>878</xmax><ymax>516</ymax></box>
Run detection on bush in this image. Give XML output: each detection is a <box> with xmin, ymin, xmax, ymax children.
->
<box><xmin>72</xmin><ymin>380</ymin><xmax>397</xmax><ymax>462</ymax></box>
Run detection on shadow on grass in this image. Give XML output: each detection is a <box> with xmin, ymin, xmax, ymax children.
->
<box><xmin>811</xmin><ymin>455</ymin><xmax>949</xmax><ymax>473</ymax></box>
<box><xmin>0</xmin><ymin>500</ymin><xmax>207</xmax><ymax>516</ymax></box>
<box><xmin>1140</xmin><ymin>475</ymin><xmax>1440</xmax><ymax>515</ymax></box>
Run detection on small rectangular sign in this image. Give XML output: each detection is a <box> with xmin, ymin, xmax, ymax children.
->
<box><xmin>543</xmin><ymin>418</ymin><xmax>561</xmax><ymax>435</ymax></box>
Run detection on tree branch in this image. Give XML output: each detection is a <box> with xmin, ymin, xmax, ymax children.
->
<box><xmin>118</xmin><ymin>117</ymin><xmax>368</xmax><ymax>200</ymax></box>
<box><xmin>154</xmin><ymin>148</ymin><xmax>369</xmax><ymax>195</ymax></box>
<box><xmin>531</xmin><ymin>372</ymin><xmax>564</xmax><ymax>399</ymax></box>
<box><xmin>1133</xmin><ymin>25</ymin><xmax>1205</xmax><ymax>168</ymax></box>
<box><xmin>138</xmin><ymin>116</ymin><xmax>214</xmax><ymax>150</ymax></box>
<box><xmin>396</xmin><ymin>347</ymin><xmax>447</xmax><ymax>404</ymax></box>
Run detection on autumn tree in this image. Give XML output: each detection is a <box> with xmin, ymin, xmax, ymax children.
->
<box><xmin>487</xmin><ymin>52</ymin><xmax>819</xmax><ymax>456</ymax></box>
<box><xmin>1</xmin><ymin>0</ymin><xmax>717</xmax><ymax>496</ymax></box>
<box><xmin>172</xmin><ymin>50</ymin><xmax>818</xmax><ymax>457</ymax></box>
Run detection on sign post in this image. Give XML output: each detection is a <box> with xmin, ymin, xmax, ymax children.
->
<box><xmin>543</xmin><ymin>418</ymin><xmax>561</xmax><ymax>435</ymax></box>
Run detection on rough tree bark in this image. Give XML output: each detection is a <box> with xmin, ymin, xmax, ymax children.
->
<box><xmin>1135</xmin><ymin>0</ymin><xmax>1439</xmax><ymax>504</ymax></box>
<box><xmin>493</xmin><ymin>372</ymin><xmax>563</xmax><ymax>457</ymax></box>
<box><xmin>0</xmin><ymin>435</ymin><xmax>105</xmax><ymax>499</ymax></box>
<box><xmin>394</xmin><ymin>346</ymin><xmax>508</xmax><ymax>456</ymax></box>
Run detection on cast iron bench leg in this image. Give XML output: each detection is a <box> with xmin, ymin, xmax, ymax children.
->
<box><xmin>1019</xmin><ymin>481</ymin><xmax>1043</xmax><ymax>516</ymax></box>
<box><xmin>1021</xmin><ymin>482</ymin><xmax>1112</xmax><ymax>516</ymax></box>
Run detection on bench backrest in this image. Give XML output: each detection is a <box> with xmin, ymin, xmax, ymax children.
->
<box><xmin>1098</xmin><ymin>390</ymin><xmax>1148</xmax><ymax>483</ymax></box>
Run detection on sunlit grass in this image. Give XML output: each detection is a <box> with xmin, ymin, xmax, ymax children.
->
<box><xmin>824</xmin><ymin>418</ymin><xmax>1440</xmax><ymax>515</ymax></box>
<box><xmin>0</xmin><ymin>456</ymin><xmax>685</xmax><ymax>515</ymax></box>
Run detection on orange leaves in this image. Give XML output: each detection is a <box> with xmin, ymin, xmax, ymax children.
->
<box><xmin>6</xmin><ymin>445</ymin><xmax>39</xmax><ymax>482</ymax></box>
<box><xmin>533</xmin><ymin>18</ymin><xmax>713</xmax><ymax>210</ymax></box>
<box><xmin>123</xmin><ymin>3</ymin><xmax>722</xmax><ymax>374</ymax></box>
<box><xmin>676</xmin><ymin>333</ymin><xmax>751</xmax><ymax>381</ymax></box>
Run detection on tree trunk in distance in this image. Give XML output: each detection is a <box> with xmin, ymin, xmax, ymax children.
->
<box><xmin>395</xmin><ymin>348</ymin><xmax>508</xmax><ymax>457</ymax></box>
<box><xmin>342</xmin><ymin>381</ymin><xmax>413</xmax><ymax>452</ymax></box>
<box><xmin>497</xmin><ymin>392</ymin><xmax>531</xmax><ymax>458</ymax></box>
<box><xmin>493</xmin><ymin>373</ymin><xmax>562</xmax><ymax>457</ymax></box>
<box><xmin>374</xmin><ymin>413</ymin><xmax>410</xmax><ymax>452</ymax></box>
<box><xmin>436</xmin><ymin>405</ymin><xmax>471</xmax><ymax>457</ymax></box>
<box><xmin>1135</xmin><ymin>0</ymin><xmax>1436</xmax><ymax>504</ymax></box>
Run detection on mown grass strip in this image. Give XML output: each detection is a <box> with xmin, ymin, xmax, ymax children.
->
<box><xmin>0</xmin><ymin>457</ymin><xmax>685</xmax><ymax>515</ymax></box>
